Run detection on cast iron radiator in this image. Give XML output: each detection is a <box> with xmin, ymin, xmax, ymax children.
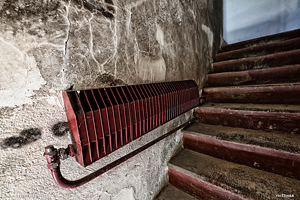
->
<box><xmin>62</xmin><ymin>80</ymin><xmax>199</xmax><ymax>167</ymax></box>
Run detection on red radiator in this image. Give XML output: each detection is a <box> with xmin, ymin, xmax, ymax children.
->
<box><xmin>62</xmin><ymin>80</ymin><xmax>199</xmax><ymax>167</ymax></box>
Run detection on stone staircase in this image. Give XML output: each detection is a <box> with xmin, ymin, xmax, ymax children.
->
<box><xmin>155</xmin><ymin>29</ymin><xmax>300</xmax><ymax>200</ymax></box>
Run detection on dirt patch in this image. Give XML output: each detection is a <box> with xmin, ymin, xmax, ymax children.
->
<box><xmin>52</xmin><ymin>122</ymin><xmax>69</xmax><ymax>137</ymax></box>
<box><xmin>1</xmin><ymin>128</ymin><xmax>42</xmax><ymax>149</ymax></box>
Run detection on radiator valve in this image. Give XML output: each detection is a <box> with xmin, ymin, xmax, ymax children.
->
<box><xmin>44</xmin><ymin>144</ymin><xmax>76</xmax><ymax>170</ymax></box>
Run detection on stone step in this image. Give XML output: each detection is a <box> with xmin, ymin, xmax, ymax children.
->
<box><xmin>201</xmin><ymin>103</ymin><xmax>300</xmax><ymax>113</ymax></box>
<box><xmin>168</xmin><ymin>164</ymin><xmax>252</xmax><ymax>200</ymax></box>
<box><xmin>155</xmin><ymin>184</ymin><xmax>197</xmax><ymax>200</ymax></box>
<box><xmin>203</xmin><ymin>84</ymin><xmax>300</xmax><ymax>104</ymax></box>
<box><xmin>216</xmin><ymin>37</ymin><xmax>300</xmax><ymax>62</ymax></box>
<box><xmin>193</xmin><ymin>105</ymin><xmax>300</xmax><ymax>134</ymax></box>
<box><xmin>211</xmin><ymin>49</ymin><xmax>300</xmax><ymax>73</ymax></box>
<box><xmin>182</xmin><ymin>130</ymin><xmax>300</xmax><ymax>180</ymax></box>
<box><xmin>207</xmin><ymin>64</ymin><xmax>300</xmax><ymax>87</ymax></box>
<box><xmin>169</xmin><ymin>149</ymin><xmax>300</xmax><ymax>200</ymax></box>
<box><xmin>184</xmin><ymin>122</ymin><xmax>300</xmax><ymax>153</ymax></box>
<box><xmin>219</xmin><ymin>29</ymin><xmax>300</xmax><ymax>53</ymax></box>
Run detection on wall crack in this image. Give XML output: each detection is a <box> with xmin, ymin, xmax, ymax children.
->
<box><xmin>62</xmin><ymin>1</ymin><xmax>72</xmax><ymax>89</ymax></box>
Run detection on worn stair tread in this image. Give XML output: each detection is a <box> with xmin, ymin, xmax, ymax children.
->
<box><xmin>212</xmin><ymin>49</ymin><xmax>300</xmax><ymax>73</ymax></box>
<box><xmin>168</xmin><ymin>164</ymin><xmax>253</xmax><ymax>200</ymax></box>
<box><xmin>206</xmin><ymin>64</ymin><xmax>300</xmax><ymax>87</ymax></box>
<box><xmin>169</xmin><ymin>149</ymin><xmax>300</xmax><ymax>200</ymax></box>
<box><xmin>200</xmin><ymin>103</ymin><xmax>300</xmax><ymax>113</ymax></box>
<box><xmin>220</xmin><ymin>28</ymin><xmax>300</xmax><ymax>53</ymax></box>
<box><xmin>203</xmin><ymin>84</ymin><xmax>300</xmax><ymax>104</ymax></box>
<box><xmin>216</xmin><ymin>37</ymin><xmax>300</xmax><ymax>62</ymax></box>
<box><xmin>183</xmin><ymin>132</ymin><xmax>300</xmax><ymax>180</ymax></box>
<box><xmin>193</xmin><ymin>106</ymin><xmax>300</xmax><ymax>134</ymax></box>
<box><xmin>183</xmin><ymin>122</ymin><xmax>300</xmax><ymax>154</ymax></box>
<box><xmin>155</xmin><ymin>184</ymin><xmax>197</xmax><ymax>200</ymax></box>
<box><xmin>205</xmin><ymin>82</ymin><xmax>300</xmax><ymax>89</ymax></box>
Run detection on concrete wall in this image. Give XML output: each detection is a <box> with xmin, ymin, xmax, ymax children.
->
<box><xmin>0</xmin><ymin>0</ymin><xmax>222</xmax><ymax>199</ymax></box>
<box><xmin>224</xmin><ymin>0</ymin><xmax>300</xmax><ymax>44</ymax></box>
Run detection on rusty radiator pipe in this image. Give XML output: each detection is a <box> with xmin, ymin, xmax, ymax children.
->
<box><xmin>44</xmin><ymin>118</ymin><xmax>195</xmax><ymax>188</ymax></box>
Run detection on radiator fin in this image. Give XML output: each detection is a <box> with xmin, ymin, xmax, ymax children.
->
<box><xmin>63</xmin><ymin>80</ymin><xmax>199</xmax><ymax>167</ymax></box>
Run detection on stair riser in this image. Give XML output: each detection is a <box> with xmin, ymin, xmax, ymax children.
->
<box><xmin>220</xmin><ymin>29</ymin><xmax>300</xmax><ymax>53</ymax></box>
<box><xmin>207</xmin><ymin>65</ymin><xmax>300</xmax><ymax>87</ymax></box>
<box><xmin>212</xmin><ymin>49</ymin><xmax>300</xmax><ymax>73</ymax></box>
<box><xmin>216</xmin><ymin>38</ymin><xmax>300</xmax><ymax>62</ymax></box>
<box><xmin>183</xmin><ymin>133</ymin><xmax>300</xmax><ymax>180</ymax></box>
<box><xmin>204</xmin><ymin>85</ymin><xmax>300</xmax><ymax>104</ymax></box>
<box><xmin>194</xmin><ymin>108</ymin><xmax>300</xmax><ymax>134</ymax></box>
<box><xmin>168</xmin><ymin>168</ymin><xmax>246</xmax><ymax>200</ymax></box>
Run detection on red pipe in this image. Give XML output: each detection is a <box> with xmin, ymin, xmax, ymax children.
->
<box><xmin>45</xmin><ymin>118</ymin><xmax>195</xmax><ymax>188</ymax></box>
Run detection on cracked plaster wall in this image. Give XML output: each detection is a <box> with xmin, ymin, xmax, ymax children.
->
<box><xmin>0</xmin><ymin>0</ymin><xmax>222</xmax><ymax>199</ymax></box>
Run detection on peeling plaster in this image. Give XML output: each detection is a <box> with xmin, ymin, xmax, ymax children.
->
<box><xmin>98</xmin><ymin>192</ymin><xmax>112</xmax><ymax>200</ymax></box>
<box><xmin>0</xmin><ymin>39</ymin><xmax>46</xmax><ymax>107</ymax></box>
<box><xmin>112</xmin><ymin>188</ymin><xmax>135</xmax><ymax>200</ymax></box>
<box><xmin>202</xmin><ymin>24</ymin><xmax>214</xmax><ymax>48</ymax></box>
<box><xmin>136</xmin><ymin>56</ymin><xmax>166</xmax><ymax>82</ymax></box>
<box><xmin>156</xmin><ymin>24</ymin><xmax>165</xmax><ymax>47</ymax></box>
<box><xmin>135</xmin><ymin>24</ymin><xmax>166</xmax><ymax>82</ymax></box>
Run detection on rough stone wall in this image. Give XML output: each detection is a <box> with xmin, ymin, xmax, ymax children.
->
<box><xmin>0</xmin><ymin>0</ymin><xmax>222</xmax><ymax>199</ymax></box>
